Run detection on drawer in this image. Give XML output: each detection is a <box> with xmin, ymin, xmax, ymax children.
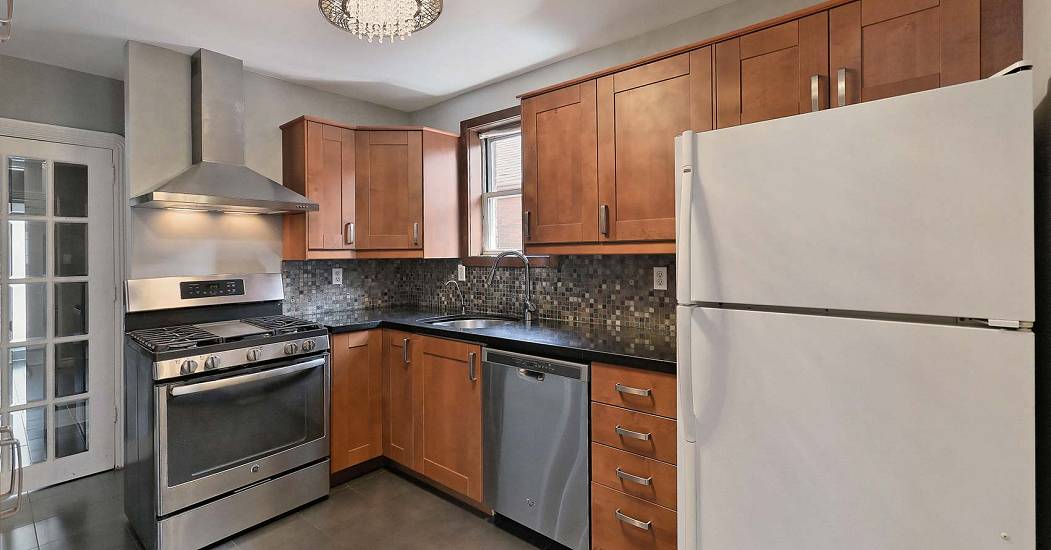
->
<box><xmin>591</xmin><ymin>403</ymin><xmax>677</xmax><ymax>464</ymax></box>
<box><xmin>592</xmin><ymin>363</ymin><xmax>676</xmax><ymax>418</ymax></box>
<box><xmin>591</xmin><ymin>482</ymin><xmax>676</xmax><ymax>550</ymax></box>
<box><xmin>591</xmin><ymin>443</ymin><xmax>676</xmax><ymax>510</ymax></box>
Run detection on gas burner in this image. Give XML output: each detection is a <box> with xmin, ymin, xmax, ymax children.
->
<box><xmin>244</xmin><ymin>315</ymin><xmax>324</xmax><ymax>335</ymax></box>
<box><xmin>130</xmin><ymin>325</ymin><xmax>222</xmax><ymax>353</ymax></box>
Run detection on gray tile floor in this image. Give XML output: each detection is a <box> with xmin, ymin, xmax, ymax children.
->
<box><xmin>0</xmin><ymin>468</ymin><xmax>541</xmax><ymax>550</ymax></box>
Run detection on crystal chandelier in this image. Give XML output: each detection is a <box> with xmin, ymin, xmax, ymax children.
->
<box><xmin>319</xmin><ymin>0</ymin><xmax>442</xmax><ymax>44</ymax></box>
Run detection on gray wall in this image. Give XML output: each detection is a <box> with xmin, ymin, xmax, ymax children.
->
<box><xmin>124</xmin><ymin>42</ymin><xmax>410</xmax><ymax>279</ymax></box>
<box><xmin>0</xmin><ymin>54</ymin><xmax>123</xmax><ymax>134</ymax></box>
<box><xmin>409</xmin><ymin>0</ymin><xmax>814</xmax><ymax>131</ymax></box>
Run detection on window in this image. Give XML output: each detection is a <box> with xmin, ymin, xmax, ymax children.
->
<box><xmin>479</xmin><ymin>127</ymin><xmax>522</xmax><ymax>253</ymax></box>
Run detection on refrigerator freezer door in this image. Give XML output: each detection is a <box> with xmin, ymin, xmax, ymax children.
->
<box><xmin>682</xmin><ymin>307</ymin><xmax>1034</xmax><ymax>550</ymax></box>
<box><xmin>678</xmin><ymin>73</ymin><xmax>1034</xmax><ymax>322</ymax></box>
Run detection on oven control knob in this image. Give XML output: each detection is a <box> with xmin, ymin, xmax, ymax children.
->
<box><xmin>302</xmin><ymin>339</ymin><xmax>316</xmax><ymax>352</ymax></box>
<box><xmin>204</xmin><ymin>356</ymin><xmax>221</xmax><ymax>370</ymax></box>
<box><xmin>245</xmin><ymin>349</ymin><xmax>260</xmax><ymax>362</ymax></box>
<box><xmin>180</xmin><ymin>359</ymin><xmax>199</xmax><ymax>375</ymax></box>
<box><xmin>284</xmin><ymin>342</ymin><xmax>299</xmax><ymax>355</ymax></box>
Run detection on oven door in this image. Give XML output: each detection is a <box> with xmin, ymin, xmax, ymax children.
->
<box><xmin>155</xmin><ymin>354</ymin><xmax>329</xmax><ymax>516</ymax></box>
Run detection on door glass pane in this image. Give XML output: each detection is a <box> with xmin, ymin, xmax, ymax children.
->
<box><xmin>55</xmin><ymin>341</ymin><xmax>88</xmax><ymax>398</ymax></box>
<box><xmin>8</xmin><ymin>283</ymin><xmax>47</xmax><ymax>342</ymax></box>
<box><xmin>8</xmin><ymin>157</ymin><xmax>46</xmax><ymax>215</ymax></box>
<box><xmin>8</xmin><ymin>346</ymin><xmax>46</xmax><ymax>406</ymax></box>
<box><xmin>55</xmin><ymin>400</ymin><xmax>88</xmax><ymax>458</ymax></box>
<box><xmin>55</xmin><ymin>282</ymin><xmax>87</xmax><ymax>337</ymax></box>
<box><xmin>8</xmin><ymin>220</ymin><xmax>46</xmax><ymax>278</ymax></box>
<box><xmin>54</xmin><ymin>163</ymin><xmax>88</xmax><ymax>218</ymax></box>
<box><xmin>55</xmin><ymin>223</ymin><xmax>88</xmax><ymax>277</ymax></box>
<box><xmin>9</xmin><ymin>407</ymin><xmax>47</xmax><ymax>465</ymax></box>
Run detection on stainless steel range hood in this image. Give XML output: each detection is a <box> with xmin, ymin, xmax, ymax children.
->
<box><xmin>129</xmin><ymin>50</ymin><xmax>318</xmax><ymax>214</ymax></box>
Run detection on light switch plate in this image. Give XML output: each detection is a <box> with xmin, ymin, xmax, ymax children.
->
<box><xmin>332</xmin><ymin>268</ymin><xmax>343</xmax><ymax>286</ymax></box>
<box><xmin>457</xmin><ymin>264</ymin><xmax>466</xmax><ymax>282</ymax></box>
<box><xmin>653</xmin><ymin>266</ymin><xmax>668</xmax><ymax>290</ymax></box>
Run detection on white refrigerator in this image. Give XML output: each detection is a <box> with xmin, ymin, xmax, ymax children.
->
<box><xmin>675</xmin><ymin>70</ymin><xmax>1036</xmax><ymax>550</ymax></box>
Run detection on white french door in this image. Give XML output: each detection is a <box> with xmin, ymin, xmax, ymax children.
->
<box><xmin>0</xmin><ymin>136</ymin><xmax>117</xmax><ymax>492</ymax></box>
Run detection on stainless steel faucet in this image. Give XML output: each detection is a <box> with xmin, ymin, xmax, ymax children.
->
<box><xmin>443</xmin><ymin>280</ymin><xmax>466</xmax><ymax>314</ymax></box>
<box><xmin>486</xmin><ymin>251</ymin><xmax>537</xmax><ymax>323</ymax></box>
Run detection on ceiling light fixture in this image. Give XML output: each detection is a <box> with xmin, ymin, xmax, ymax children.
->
<box><xmin>319</xmin><ymin>0</ymin><xmax>442</xmax><ymax>44</ymax></box>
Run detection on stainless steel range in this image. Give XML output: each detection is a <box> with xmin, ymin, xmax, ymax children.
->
<box><xmin>123</xmin><ymin>273</ymin><xmax>330</xmax><ymax>550</ymax></box>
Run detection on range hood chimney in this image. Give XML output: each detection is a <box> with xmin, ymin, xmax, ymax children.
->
<box><xmin>129</xmin><ymin>50</ymin><xmax>319</xmax><ymax>214</ymax></box>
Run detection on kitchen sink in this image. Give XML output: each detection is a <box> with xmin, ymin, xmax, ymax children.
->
<box><xmin>419</xmin><ymin>314</ymin><xmax>521</xmax><ymax>330</ymax></box>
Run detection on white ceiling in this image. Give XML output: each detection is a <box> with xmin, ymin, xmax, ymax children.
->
<box><xmin>0</xmin><ymin>0</ymin><xmax>731</xmax><ymax>112</ymax></box>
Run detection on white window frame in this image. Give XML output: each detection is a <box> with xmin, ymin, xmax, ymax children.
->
<box><xmin>479</xmin><ymin>126</ymin><xmax>523</xmax><ymax>255</ymax></box>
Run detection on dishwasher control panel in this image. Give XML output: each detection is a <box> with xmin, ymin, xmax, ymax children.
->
<box><xmin>482</xmin><ymin>349</ymin><xmax>588</xmax><ymax>381</ymax></box>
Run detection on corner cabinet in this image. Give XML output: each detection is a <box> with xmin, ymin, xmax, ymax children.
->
<box><xmin>281</xmin><ymin>117</ymin><xmax>459</xmax><ymax>260</ymax></box>
<box><xmin>330</xmin><ymin>330</ymin><xmax>383</xmax><ymax>473</ymax></box>
<box><xmin>520</xmin><ymin>0</ymin><xmax>1019</xmax><ymax>256</ymax></box>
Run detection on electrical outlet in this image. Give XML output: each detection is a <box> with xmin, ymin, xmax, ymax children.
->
<box><xmin>332</xmin><ymin>268</ymin><xmax>343</xmax><ymax>286</ymax></box>
<box><xmin>457</xmin><ymin>264</ymin><xmax>466</xmax><ymax>282</ymax></box>
<box><xmin>653</xmin><ymin>266</ymin><xmax>668</xmax><ymax>290</ymax></box>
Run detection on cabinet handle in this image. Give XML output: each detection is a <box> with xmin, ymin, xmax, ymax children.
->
<box><xmin>615</xmin><ymin>509</ymin><xmax>651</xmax><ymax>531</ymax></box>
<box><xmin>344</xmin><ymin>222</ymin><xmax>355</xmax><ymax>245</ymax></box>
<box><xmin>522</xmin><ymin>210</ymin><xmax>531</xmax><ymax>240</ymax></box>
<box><xmin>615</xmin><ymin>383</ymin><xmax>652</xmax><ymax>397</ymax></box>
<box><xmin>836</xmin><ymin>68</ymin><xmax>851</xmax><ymax>107</ymax></box>
<box><xmin>809</xmin><ymin>74</ymin><xmax>823</xmax><ymax>112</ymax></box>
<box><xmin>615</xmin><ymin>425</ymin><xmax>651</xmax><ymax>441</ymax></box>
<box><xmin>402</xmin><ymin>338</ymin><xmax>410</xmax><ymax>365</ymax></box>
<box><xmin>467</xmin><ymin>351</ymin><xmax>477</xmax><ymax>382</ymax></box>
<box><xmin>616</xmin><ymin>468</ymin><xmax>653</xmax><ymax>486</ymax></box>
<box><xmin>599</xmin><ymin>204</ymin><xmax>610</xmax><ymax>236</ymax></box>
<box><xmin>412</xmin><ymin>223</ymin><xmax>420</xmax><ymax>246</ymax></box>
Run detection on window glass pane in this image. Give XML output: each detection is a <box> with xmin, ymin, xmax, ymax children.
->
<box><xmin>54</xmin><ymin>162</ymin><xmax>88</xmax><ymax>218</ymax></box>
<box><xmin>55</xmin><ymin>282</ymin><xmax>88</xmax><ymax>337</ymax></box>
<box><xmin>55</xmin><ymin>223</ymin><xmax>88</xmax><ymax>277</ymax></box>
<box><xmin>485</xmin><ymin>134</ymin><xmax>522</xmax><ymax>192</ymax></box>
<box><xmin>55</xmin><ymin>341</ymin><xmax>88</xmax><ymax>398</ymax></box>
<box><xmin>8</xmin><ymin>346</ymin><xmax>46</xmax><ymax>406</ymax></box>
<box><xmin>9</xmin><ymin>407</ymin><xmax>47</xmax><ymax>465</ymax></box>
<box><xmin>8</xmin><ymin>157</ymin><xmax>46</xmax><ymax>215</ymax></box>
<box><xmin>8</xmin><ymin>220</ymin><xmax>46</xmax><ymax>279</ymax></box>
<box><xmin>8</xmin><ymin>283</ymin><xmax>47</xmax><ymax>342</ymax></box>
<box><xmin>486</xmin><ymin>195</ymin><xmax>524</xmax><ymax>251</ymax></box>
<box><xmin>55</xmin><ymin>400</ymin><xmax>88</xmax><ymax>458</ymax></box>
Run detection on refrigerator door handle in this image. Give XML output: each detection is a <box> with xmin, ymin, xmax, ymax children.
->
<box><xmin>677</xmin><ymin>308</ymin><xmax>697</xmax><ymax>443</ymax></box>
<box><xmin>676</xmin><ymin>131</ymin><xmax>695</xmax><ymax>303</ymax></box>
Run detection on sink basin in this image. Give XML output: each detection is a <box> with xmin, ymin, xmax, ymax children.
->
<box><xmin>419</xmin><ymin>315</ymin><xmax>521</xmax><ymax>330</ymax></box>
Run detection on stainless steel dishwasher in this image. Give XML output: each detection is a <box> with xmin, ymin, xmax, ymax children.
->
<box><xmin>483</xmin><ymin>349</ymin><xmax>589</xmax><ymax>550</ymax></box>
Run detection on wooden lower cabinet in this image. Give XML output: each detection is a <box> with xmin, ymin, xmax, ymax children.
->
<box><xmin>329</xmin><ymin>330</ymin><xmax>383</xmax><ymax>473</ymax></box>
<box><xmin>592</xmin><ymin>482</ymin><xmax>677</xmax><ymax>550</ymax></box>
<box><xmin>382</xmin><ymin>330</ymin><xmax>418</xmax><ymax>468</ymax></box>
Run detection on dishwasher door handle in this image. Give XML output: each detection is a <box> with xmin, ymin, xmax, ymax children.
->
<box><xmin>615</xmin><ymin>509</ymin><xmax>652</xmax><ymax>531</ymax></box>
<box><xmin>616</xmin><ymin>468</ymin><xmax>653</xmax><ymax>486</ymax></box>
<box><xmin>615</xmin><ymin>425</ymin><xmax>652</xmax><ymax>441</ymax></box>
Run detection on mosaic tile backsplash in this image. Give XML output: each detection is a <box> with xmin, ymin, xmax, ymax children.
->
<box><xmin>282</xmin><ymin>255</ymin><xmax>676</xmax><ymax>332</ymax></box>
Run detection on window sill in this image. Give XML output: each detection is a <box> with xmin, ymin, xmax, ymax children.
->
<box><xmin>461</xmin><ymin>255</ymin><xmax>558</xmax><ymax>268</ymax></box>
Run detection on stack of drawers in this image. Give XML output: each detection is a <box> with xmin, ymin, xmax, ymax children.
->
<box><xmin>590</xmin><ymin>362</ymin><xmax>677</xmax><ymax>550</ymax></box>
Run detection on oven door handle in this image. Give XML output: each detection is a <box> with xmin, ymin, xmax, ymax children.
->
<box><xmin>169</xmin><ymin>357</ymin><xmax>326</xmax><ymax>397</ymax></box>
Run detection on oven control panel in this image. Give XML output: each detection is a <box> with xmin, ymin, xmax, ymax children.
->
<box><xmin>180</xmin><ymin>279</ymin><xmax>245</xmax><ymax>299</ymax></box>
<box><xmin>153</xmin><ymin>335</ymin><xmax>331</xmax><ymax>381</ymax></box>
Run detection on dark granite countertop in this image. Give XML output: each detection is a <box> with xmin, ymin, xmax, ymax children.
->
<box><xmin>302</xmin><ymin>308</ymin><xmax>675</xmax><ymax>373</ymax></box>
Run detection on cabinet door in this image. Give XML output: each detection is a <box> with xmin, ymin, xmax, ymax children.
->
<box><xmin>415</xmin><ymin>336</ymin><xmax>483</xmax><ymax>502</ymax></box>
<box><xmin>306</xmin><ymin>123</ymin><xmax>356</xmax><ymax>250</ymax></box>
<box><xmin>597</xmin><ymin>49</ymin><xmax>712</xmax><ymax>242</ymax></box>
<box><xmin>716</xmin><ymin>14</ymin><xmax>830</xmax><ymax>128</ymax></box>
<box><xmin>829</xmin><ymin>0</ymin><xmax>979</xmax><ymax>105</ymax></box>
<box><xmin>355</xmin><ymin>131</ymin><xmax>424</xmax><ymax>250</ymax></box>
<box><xmin>330</xmin><ymin>330</ymin><xmax>382</xmax><ymax>473</ymax></box>
<box><xmin>521</xmin><ymin>81</ymin><xmax>599</xmax><ymax>245</ymax></box>
<box><xmin>382</xmin><ymin>330</ymin><xmax>418</xmax><ymax>469</ymax></box>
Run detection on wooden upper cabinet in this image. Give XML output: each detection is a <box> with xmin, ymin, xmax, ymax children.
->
<box><xmin>597</xmin><ymin>49</ymin><xmax>712</xmax><ymax>242</ymax></box>
<box><xmin>521</xmin><ymin>81</ymin><xmax>599</xmax><ymax>245</ymax></box>
<box><xmin>829</xmin><ymin>0</ymin><xmax>980</xmax><ymax>105</ymax></box>
<box><xmin>282</xmin><ymin>120</ymin><xmax>355</xmax><ymax>254</ymax></box>
<box><xmin>382</xmin><ymin>330</ymin><xmax>418</xmax><ymax>470</ymax></box>
<box><xmin>330</xmin><ymin>330</ymin><xmax>382</xmax><ymax>473</ymax></box>
<box><xmin>355</xmin><ymin>130</ymin><xmax>424</xmax><ymax>250</ymax></box>
<box><xmin>716</xmin><ymin>14</ymin><xmax>830</xmax><ymax>128</ymax></box>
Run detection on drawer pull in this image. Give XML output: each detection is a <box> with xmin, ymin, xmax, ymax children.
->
<box><xmin>616</xmin><ymin>468</ymin><xmax>652</xmax><ymax>486</ymax></box>
<box><xmin>614</xmin><ymin>383</ymin><xmax>651</xmax><ymax>397</ymax></box>
<box><xmin>615</xmin><ymin>425</ymin><xmax>652</xmax><ymax>441</ymax></box>
<box><xmin>615</xmin><ymin>509</ymin><xmax>652</xmax><ymax>531</ymax></box>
